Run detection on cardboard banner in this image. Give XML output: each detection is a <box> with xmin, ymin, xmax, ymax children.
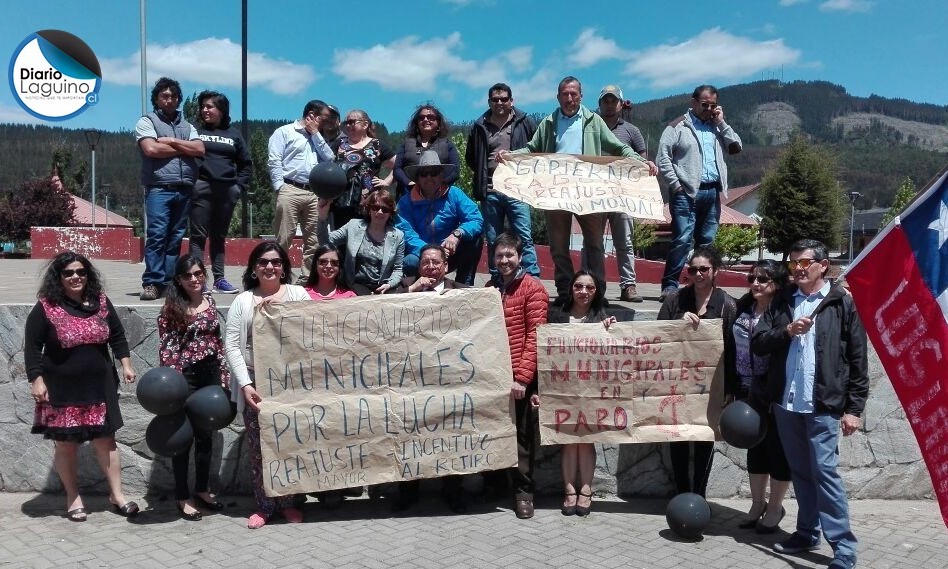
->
<box><xmin>537</xmin><ymin>320</ymin><xmax>725</xmax><ymax>445</ymax></box>
<box><xmin>253</xmin><ymin>288</ymin><xmax>518</xmax><ymax>497</ymax></box>
<box><xmin>492</xmin><ymin>153</ymin><xmax>664</xmax><ymax>220</ymax></box>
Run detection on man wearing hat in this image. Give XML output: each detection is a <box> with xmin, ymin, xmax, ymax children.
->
<box><xmin>394</xmin><ymin>151</ymin><xmax>484</xmax><ymax>285</ymax></box>
<box><xmin>597</xmin><ymin>85</ymin><xmax>658</xmax><ymax>303</ymax></box>
<box><xmin>500</xmin><ymin>76</ymin><xmax>649</xmax><ymax>305</ymax></box>
<box><xmin>267</xmin><ymin>99</ymin><xmax>336</xmax><ymax>283</ymax></box>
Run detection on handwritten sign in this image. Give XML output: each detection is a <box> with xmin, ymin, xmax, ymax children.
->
<box><xmin>253</xmin><ymin>288</ymin><xmax>518</xmax><ymax>497</ymax></box>
<box><xmin>492</xmin><ymin>153</ymin><xmax>664</xmax><ymax>220</ymax></box>
<box><xmin>536</xmin><ymin>320</ymin><xmax>725</xmax><ymax>445</ymax></box>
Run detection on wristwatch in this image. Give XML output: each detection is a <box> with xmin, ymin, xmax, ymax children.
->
<box><xmin>452</xmin><ymin>229</ymin><xmax>463</xmax><ymax>239</ymax></box>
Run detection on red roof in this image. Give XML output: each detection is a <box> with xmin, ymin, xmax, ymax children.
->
<box><xmin>70</xmin><ymin>194</ymin><xmax>133</xmax><ymax>228</ymax></box>
<box><xmin>723</xmin><ymin>183</ymin><xmax>760</xmax><ymax>206</ymax></box>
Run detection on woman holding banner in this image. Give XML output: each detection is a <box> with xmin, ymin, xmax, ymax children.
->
<box><xmin>545</xmin><ymin>271</ymin><xmax>613</xmax><ymax>516</ymax></box>
<box><xmin>730</xmin><ymin>260</ymin><xmax>792</xmax><ymax>533</ymax></box>
<box><xmin>224</xmin><ymin>242</ymin><xmax>310</xmax><ymax>529</ymax></box>
<box><xmin>657</xmin><ymin>245</ymin><xmax>736</xmax><ymax>498</ymax></box>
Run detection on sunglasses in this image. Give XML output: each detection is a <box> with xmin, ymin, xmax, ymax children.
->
<box><xmin>572</xmin><ymin>283</ymin><xmax>596</xmax><ymax>292</ymax></box>
<box><xmin>318</xmin><ymin>259</ymin><xmax>340</xmax><ymax>267</ymax></box>
<box><xmin>417</xmin><ymin>114</ymin><xmax>439</xmax><ymax>122</ymax></box>
<box><xmin>344</xmin><ymin>119</ymin><xmax>365</xmax><ymax>126</ymax></box>
<box><xmin>62</xmin><ymin>268</ymin><xmax>88</xmax><ymax>278</ymax></box>
<box><xmin>370</xmin><ymin>205</ymin><xmax>394</xmax><ymax>214</ymax></box>
<box><xmin>747</xmin><ymin>274</ymin><xmax>773</xmax><ymax>285</ymax></box>
<box><xmin>489</xmin><ymin>96</ymin><xmax>511</xmax><ymax>103</ymax></box>
<box><xmin>686</xmin><ymin>265</ymin><xmax>713</xmax><ymax>275</ymax></box>
<box><xmin>699</xmin><ymin>102</ymin><xmax>719</xmax><ymax>110</ymax></box>
<box><xmin>787</xmin><ymin>258</ymin><xmax>818</xmax><ymax>271</ymax></box>
<box><xmin>180</xmin><ymin>270</ymin><xmax>206</xmax><ymax>281</ymax></box>
<box><xmin>256</xmin><ymin>258</ymin><xmax>283</xmax><ymax>268</ymax></box>
<box><xmin>417</xmin><ymin>169</ymin><xmax>441</xmax><ymax>178</ymax></box>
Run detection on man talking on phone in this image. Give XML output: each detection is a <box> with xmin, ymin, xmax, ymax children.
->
<box><xmin>657</xmin><ymin>84</ymin><xmax>742</xmax><ymax>301</ymax></box>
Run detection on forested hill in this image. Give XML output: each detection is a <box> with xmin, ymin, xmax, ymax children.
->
<box><xmin>1</xmin><ymin>79</ymin><xmax>946</xmax><ymax>224</ymax></box>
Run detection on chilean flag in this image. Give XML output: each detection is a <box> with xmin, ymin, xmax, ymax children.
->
<box><xmin>846</xmin><ymin>165</ymin><xmax>948</xmax><ymax>528</ymax></box>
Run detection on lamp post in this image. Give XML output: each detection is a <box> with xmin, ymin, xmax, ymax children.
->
<box><xmin>84</xmin><ymin>130</ymin><xmax>102</xmax><ymax>227</ymax></box>
<box><xmin>102</xmin><ymin>183</ymin><xmax>112</xmax><ymax>228</ymax></box>
<box><xmin>848</xmin><ymin>191</ymin><xmax>861</xmax><ymax>264</ymax></box>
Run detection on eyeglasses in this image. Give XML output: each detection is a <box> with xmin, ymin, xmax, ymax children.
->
<box><xmin>256</xmin><ymin>258</ymin><xmax>283</xmax><ymax>268</ymax></box>
<box><xmin>61</xmin><ymin>268</ymin><xmax>88</xmax><ymax>278</ymax></box>
<box><xmin>417</xmin><ymin>114</ymin><xmax>439</xmax><ymax>122</ymax></box>
<box><xmin>417</xmin><ymin>169</ymin><xmax>441</xmax><ymax>178</ymax></box>
<box><xmin>489</xmin><ymin>96</ymin><xmax>511</xmax><ymax>103</ymax></box>
<box><xmin>344</xmin><ymin>119</ymin><xmax>365</xmax><ymax>126</ymax></box>
<box><xmin>572</xmin><ymin>283</ymin><xmax>596</xmax><ymax>292</ymax></box>
<box><xmin>699</xmin><ymin>102</ymin><xmax>718</xmax><ymax>110</ymax></box>
<box><xmin>747</xmin><ymin>274</ymin><xmax>773</xmax><ymax>284</ymax></box>
<box><xmin>370</xmin><ymin>205</ymin><xmax>394</xmax><ymax>214</ymax></box>
<box><xmin>686</xmin><ymin>265</ymin><xmax>713</xmax><ymax>275</ymax></box>
<box><xmin>180</xmin><ymin>270</ymin><xmax>206</xmax><ymax>281</ymax></box>
<box><xmin>317</xmin><ymin>259</ymin><xmax>340</xmax><ymax>267</ymax></box>
<box><xmin>787</xmin><ymin>258</ymin><xmax>818</xmax><ymax>271</ymax></box>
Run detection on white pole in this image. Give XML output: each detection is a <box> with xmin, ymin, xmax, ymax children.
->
<box><xmin>91</xmin><ymin>146</ymin><xmax>96</xmax><ymax>228</ymax></box>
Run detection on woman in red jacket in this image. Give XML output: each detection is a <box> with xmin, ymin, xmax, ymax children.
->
<box><xmin>489</xmin><ymin>232</ymin><xmax>548</xmax><ymax>519</ymax></box>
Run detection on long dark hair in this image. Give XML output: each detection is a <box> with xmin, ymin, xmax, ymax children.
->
<box><xmin>563</xmin><ymin>270</ymin><xmax>607</xmax><ymax>318</ymax></box>
<box><xmin>197</xmin><ymin>90</ymin><xmax>231</xmax><ymax>129</ymax></box>
<box><xmin>37</xmin><ymin>251</ymin><xmax>103</xmax><ymax>305</ymax></box>
<box><xmin>242</xmin><ymin>241</ymin><xmax>292</xmax><ymax>290</ymax></box>
<box><xmin>162</xmin><ymin>255</ymin><xmax>206</xmax><ymax>331</ymax></box>
<box><xmin>305</xmin><ymin>243</ymin><xmax>346</xmax><ymax>289</ymax></box>
<box><xmin>748</xmin><ymin>259</ymin><xmax>789</xmax><ymax>291</ymax></box>
<box><xmin>406</xmin><ymin>104</ymin><xmax>450</xmax><ymax>139</ymax></box>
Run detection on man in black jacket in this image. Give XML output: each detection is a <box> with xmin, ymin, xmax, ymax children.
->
<box><xmin>752</xmin><ymin>239</ymin><xmax>868</xmax><ymax>569</ymax></box>
<box><xmin>465</xmin><ymin>83</ymin><xmax>539</xmax><ymax>279</ymax></box>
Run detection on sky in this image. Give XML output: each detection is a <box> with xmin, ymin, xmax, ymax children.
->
<box><xmin>2</xmin><ymin>0</ymin><xmax>946</xmax><ymax>134</ymax></box>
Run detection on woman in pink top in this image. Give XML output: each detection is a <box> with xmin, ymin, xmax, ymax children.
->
<box><xmin>304</xmin><ymin>244</ymin><xmax>357</xmax><ymax>300</ymax></box>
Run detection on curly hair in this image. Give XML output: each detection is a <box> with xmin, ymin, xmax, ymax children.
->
<box><xmin>37</xmin><ymin>251</ymin><xmax>103</xmax><ymax>304</ymax></box>
<box><xmin>150</xmin><ymin>77</ymin><xmax>183</xmax><ymax>109</ymax></box>
<box><xmin>690</xmin><ymin>245</ymin><xmax>724</xmax><ymax>271</ymax></box>
<box><xmin>161</xmin><ymin>255</ymin><xmax>206</xmax><ymax>331</ymax></box>
<box><xmin>406</xmin><ymin>104</ymin><xmax>450</xmax><ymax>139</ymax></box>
<box><xmin>242</xmin><ymin>242</ymin><xmax>293</xmax><ymax>290</ymax></box>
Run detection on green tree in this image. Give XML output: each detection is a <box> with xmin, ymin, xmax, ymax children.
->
<box><xmin>758</xmin><ymin>136</ymin><xmax>843</xmax><ymax>257</ymax></box>
<box><xmin>879</xmin><ymin>176</ymin><xmax>916</xmax><ymax>228</ymax></box>
<box><xmin>632</xmin><ymin>222</ymin><xmax>656</xmax><ymax>256</ymax></box>
<box><xmin>0</xmin><ymin>177</ymin><xmax>76</xmax><ymax>242</ymax></box>
<box><xmin>450</xmin><ymin>132</ymin><xmax>474</xmax><ymax>198</ymax></box>
<box><xmin>245</xmin><ymin>128</ymin><xmax>275</xmax><ymax>237</ymax></box>
<box><xmin>183</xmin><ymin>91</ymin><xmax>199</xmax><ymax>125</ymax></box>
<box><xmin>713</xmin><ymin>225</ymin><xmax>759</xmax><ymax>266</ymax></box>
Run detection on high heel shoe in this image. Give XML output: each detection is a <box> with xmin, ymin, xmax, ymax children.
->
<box><xmin>177</xmin><ymin>501</ymin><xmax>202</xmax><ymax>521</ymax></box>
<box><xmin>561</xmin><ymin>492</ymin><xmax>577</xmax><ymax>516</ymax></box>
<box><xmin>738</xmin><ymin>505</ymin><xmax>766</xmax><ymax>529</ymax></box>
<box><xmin>575</xmin><ymin>491</ymin><xmax>593</xmax><ymax>517</ymax></box>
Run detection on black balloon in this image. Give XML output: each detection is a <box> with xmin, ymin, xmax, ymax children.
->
<box><xmin>185</xmin><ymin>386</ymin><xmax>236</xmax><ymax>431</ymax></box>
<box><xmin>137</xmin><ymin>367</ymin><xmax>189</xmax><ymax>416</ymax></box>
<box><xmin>309</xmin><ymin>162</ymin><xmax>349</xmax><ymax>199</ymax></box>
<box><xmin>719</xmin><ymin>400</ymin><xmax>767</xmax><ymax>449</ymax></box>
<box><xmin>666</xmin><ymin>492</ymin><xmax>712</xmax><ymax>539</ymax></box>
<box><xmin>145</xmin><ymin>411</ymin><xmax>194</xmax><ymax>457</ymax></box>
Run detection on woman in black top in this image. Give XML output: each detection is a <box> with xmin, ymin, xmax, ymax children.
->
<box><xmin>657</xmin><ymin>245</ymin><xmax>736</xmax><ymax>497</ymax></box>
<box><xmin>392</xmin><ymin>104</ymin><xmax>460</xmax><ymax>200</ymax></box>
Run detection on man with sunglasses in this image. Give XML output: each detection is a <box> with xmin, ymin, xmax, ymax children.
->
<box><xmin>752</xmin><ymin>239</ymin><xmax>868</xmax><ymax>569</ymax></box>
<box><xmin>658</xmin><ymin>84</ymin><xmax>743</xmax><ymax>301</ymax></box>
<box><xmin>466</xmin><ymin>82</ymin><xmax>539</xmax><ymax>281</ymax></box>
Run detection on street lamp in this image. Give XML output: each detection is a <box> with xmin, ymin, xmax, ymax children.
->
<box><xmin>848</xmin><ymin>191</ymin><xmax>861</xmax><ymax>264</ymax></box>
<box><xmin>83</xmin><ymin>129</ymin><xmax>102</xmax><ymax>227</ymax></box>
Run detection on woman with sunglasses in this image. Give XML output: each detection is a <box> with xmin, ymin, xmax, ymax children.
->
<box><xmin>657</xmin><ymin>245</ymin><xmax>736</xmax><ymax>498</ymax></box>
<box><xmin>328</xmin><ymin>109</ymin><xmax>397</xmax><ymax>229</ymax></box>
<box><xmin>545</xmin><ymin>270</ymin><xmax>614</xmax><ymax>517</ymax></box>
<box><xmin>729</xmin><ymin>260</ymin><xmax>792</xmax><ymax>533</ymax></box>
<box><xmin>316</xmin><ymin>189</ymin><xmax>405</xmax><ymax>295</ymax></box>
<box><xmin>393</xmin><ymin>104</ymin><xmax>460</xmax><ymax>201</ymax></box>
<box><xmin>157</xmin><ymin>255</ymin><xmax>231</xmax><ymax>521</ymax></box>
<box><xmin>224</xmin><ymin>242</ymin><xmax>310</xmax><ymax>529</ymax></box>
<box><xmin>25</xmin><ymin>251</ymin><xmax>138</xmax><ymax>521</ymax></box>
<box><xmin>303</xmin><ymin>244</ymin><xmax>356</xmax><ymax>300</ymax></box>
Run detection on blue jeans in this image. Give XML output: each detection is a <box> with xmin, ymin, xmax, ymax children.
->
<box><xmin>481</xmin><ymin>192</ymin><xmax>539</xmax><ymax>277</ymax></box>
<box><xmin>143</xmin><ymin>185</ymin><xmax>191</xmax><ymax>287</ymax></box>
<box><xmin>661</xmin><ymin>187</ymin><xmax>721</xmax><ymax>290</ymax></box>
<box><xmin>773</xmin><ymin>406</ymin><xmax>858</xmax><ymax>561</ymax></box>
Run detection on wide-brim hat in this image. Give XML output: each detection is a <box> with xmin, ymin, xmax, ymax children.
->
<box><xmin>404</xmin><ymin>150</ymin><xmax>458</xmax><ymax>182</ymax></box>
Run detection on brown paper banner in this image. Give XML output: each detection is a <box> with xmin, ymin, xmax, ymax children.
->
<box><xmin>491</xmin><ymin>153</ymin><xmax>664</xmax><ymax>220</ymax></box>
<box><xmin>537</xmin><ymin>320</ymin><xmax>725</xmax><ymax>445</ymax></box>
<box><xmin>253</xmin><ymin>288</ymin><xmax>518</xmax><ymax>497</ymax></box>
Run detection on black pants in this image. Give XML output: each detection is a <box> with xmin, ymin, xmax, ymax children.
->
<box><xmin>172</xmin><ymin>358</ymin><xmax>219</xmax><ymax>500</ymax></box>
<box><xmin>670</xmin><ymin>441</ymin><xmax>714</xmax><ymax>497</ymax></box>
<box><xmin>512</xmin><ymin>382</ymin><xmax>537</xmax><ymax>498</ymax></box>
<box><xmin>189</xmin><ymin>180</ymin><xmax>241</xmax><ymax>281</ymax></box>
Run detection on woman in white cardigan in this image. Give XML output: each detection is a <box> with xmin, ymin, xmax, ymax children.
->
<box><xmin>224</xmin><ymin>242</ymin><xmax>309</xmax><ymax>529</ymax></box>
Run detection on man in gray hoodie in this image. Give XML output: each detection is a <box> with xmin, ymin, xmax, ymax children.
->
<box><xmin>657</xmin><ymin>84</ymin><xmax>742</xmax><ymax>300</ymax></box>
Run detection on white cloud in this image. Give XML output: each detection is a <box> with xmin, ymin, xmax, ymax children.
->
<box><xmin>779</xmin><ymin>0</ymin><xmax>808</xmax><ymax>6</ymax></box>
<box><xmin>567</xmin><ymin>29</ymin><xmax>628</xmax><ymax>68</ymax></box>
<box><xmin>820</xmin><ymin>0</ymin><xmax>873</xmax><ymax>12</ymax></box>
<box><xmin>623</xmin><ymin>28</ymin><xmax>801</xmax><ymax>89</ymax></box>
<box><xmin>503</xmin><ymin>46</ymin><xmax>533</xmax><ymax>73</ymax></box>
<box><xmin>99</xmin><ymin>38</ymin><xmax>316</xmax><ymax>96</ymax></box>
<box><xmin>506</xmin><ymin>69</ymin><xmax>559</xmax><ymax>106</ymax></box>
<box><xmin>0</xmin><ymin>102</ymin><xmax>42</xmax><ymax>125</ymax></box>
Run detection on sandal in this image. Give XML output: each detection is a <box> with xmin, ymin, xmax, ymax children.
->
<box><xmin>576</xmin><ymin>491</ymin><xmax>593</xmax><ymax>517</ymax></box>
<box><xmin>561</xmin><ymin>492</ymin><xmax>577</xmax><ymax>516</ymax></box>
<box><xmin>66</xmin><ymin>507</ymin><xmax>87</xmax><ymax>522</ymax></box>
<box><xmin>111</xmin><ymin>501</ymin><xmax>140</xmax><ymax>518</ymax></box>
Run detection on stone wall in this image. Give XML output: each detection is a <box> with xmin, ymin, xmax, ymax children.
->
<box><xmin>0</xmin><ymin>304</ymin><xmax>932</xmax><ymax>500</ymax></box>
